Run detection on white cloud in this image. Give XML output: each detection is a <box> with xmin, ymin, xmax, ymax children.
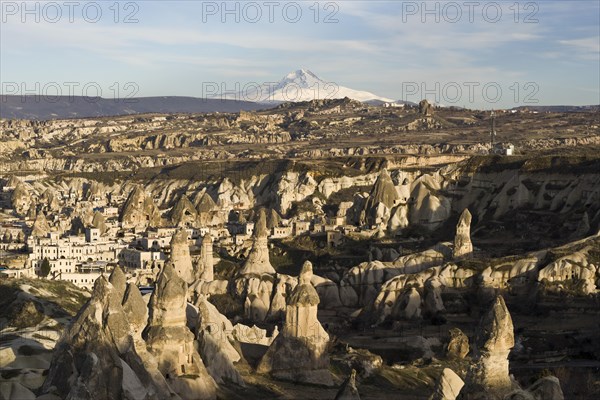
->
<box><xmin>559</xmin><ymin>37</ymin><xmax>600</xmax><ymax>60</ymax></box>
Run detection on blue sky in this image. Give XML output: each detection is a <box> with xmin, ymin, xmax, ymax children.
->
<box><xmin>1</xmin><ymin>0</ymin><xmax>599</xmax><ymax>108</ymax></box>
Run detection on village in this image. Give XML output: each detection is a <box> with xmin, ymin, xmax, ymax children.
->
<box><xmin>0</xmin><ymin>176</ymin><xmax>366</xmax><ymax>290</ymax></box>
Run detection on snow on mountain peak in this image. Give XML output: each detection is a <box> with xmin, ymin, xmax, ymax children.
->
<box><xmin>280</xmin><ymin>69</ymin><xmax>322</xmax><ymax>88</ymax></box>
<box><xmin>218</xmin><ymin>69</ymin><xmax>393</xmax><ymax>103</ymax></box>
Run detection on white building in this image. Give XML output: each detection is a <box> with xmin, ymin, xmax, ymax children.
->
<box><xmin>294</xmin><ymin>221</ymin><xmax>311</xmax><ymax>235</ymax></box>
<box><xmin>119</xmin><ymin>248</ymin><xmax>165</xmax><ymax>269</ymax></box>
<box><xmin>59</xmin><ymin>271</ymin><xmax>104</xmax><ymax>290</ymax></box>
<box><xmin>27</xmin><ymin>231</ymin><xmax>127</xmax><ymax>289</ymax></box>
<box><xmin>0</xmin><ymin>266</ymin><xmax>35</xmax><ymax>279</ymax></box>
<box><xmin>28</xmin><ymin>236</ymin><xmax>127</xmax><ymax>264</ymax></box>
<box><xmin>271</xmin><ymin>226</ymin><xmax>292</xmax><ymax>239</ymax></box>
<box><xmin>85</xmin><ymin>227</ymin><xmax>101</xmax><ymax>243</ymax></box>
<box><xmin>99</xmin><ymin>206</ymin><xmax>119</xmax><ymax>218</ymax></box>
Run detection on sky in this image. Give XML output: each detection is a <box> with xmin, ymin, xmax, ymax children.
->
<box><xmin>1</xmin><ymin>0</ymin><xmax>599</xmax><ymax>109</ymax></box>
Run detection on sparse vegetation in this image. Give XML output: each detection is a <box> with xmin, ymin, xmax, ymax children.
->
<box><xmin>40</xmin><ymin>257</ymin><xmax>51</xmax><ymax>277</ymax></box>
<box><xmin>208</xmin><ymin>293</ymin><xmax>243</xmax><ymax>319</ymax></box>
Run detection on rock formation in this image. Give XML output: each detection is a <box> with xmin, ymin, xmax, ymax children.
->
<box><xmin>31</xmin><ymin>211</ymin><xmax>51</xmax><ymax>238</ymax></box>
<box><xmin>1</xmin><ymin>381</ymin><xmax>37</xmax><ymax>400</ymax></box>
<box><xmin>40</xmin><ymin>188</ymin><xmax>61</xmax><ymax>212</ymax></box>
<box><xmin>363</xmin><ymin>169</ymin><xmax>400</xmax><ymax>228</ymax></box>
<box><xmin>170</xmin><ymin>194</ymin><xmax>198</xmax><ymax>227</ymax></box>
<box><xmin>504</xmin><ymin>376</ymin><xmax>564</xmax><ymax>400</ymax></box>
<box><xmin>257</xmin><ymin>261</ymin><xmax>333</xmax><ymax>386</ymax></box>
<box><xmin>537</xmin><ymin>245</ymin><xmax>598</xmax><ymax>294</ymax></box>
<box><xmin>463</xmin><ymin>295</ymin><xmax>514</xmax><ymax>398</ymax></box>
<box><xmin>11</xmin><ymin>181</ymin><xmax>30</xmax><ymax>216</ymax></box>
<box><xmin>120</xmin><ymin>185</ymin><xmax>162</xmax><ymax>230</ymax></box>
<box><xmin>239</xmin><ymin>209</ymin><xmax>275</xmax><ymax>276</ymax></box>
<box><xmin>419</xmin><ymin>99</ymin><xmax>434</xmax><ymax>116</ymax></box>
<box><xmin>524</xmin><ymin>376</ymin><xmax>564</xmax><ymax>400</ymax></box>
<box><xmin>392</xmin><ymin>287</ymin><xmax>422</xmax><ymax>320</ymax></box>
<box><xmin>266</xmin><ymin>208</ymin><xmax>282</xmax><ymax>229</ymax></box>
<box><xmin>198</xmin><ymin>233</ymin><xmax>214</xmax><ymax>281</ymax></box>
<box><xmin>195</xmin><ymin>192</ymin><xmax>219</xmax><ymax>226</ymax></box>
<box><xmin>453</xmin><ymin>209</ymin><xmax>473</xmax><ymax>259</ymax></box>
<box><xmin>195</xmin><ymin>296</ymin><xmax>244</xmax><ymax>385</ymax></box>
<box><xmin>429</xmin><ymin>368</ymin><xmax>464</xmax><ymax>400</ymax></box>
<box><xmin>144</xmin><ymin>261</ymin><xmax>217</xmax><ymax>400</ymax></box>
<box><xmin>41</xmin><ymin>276</ymin><xmax>174</xmax><ymax>400</ymax></box>
<box><xmin>446</xmin><ymin>328</ymin><xmax>469</xmax><ymax>359</ymax></box>
<box><xmin>424</xmin><ymin>276</ymin><xmax>445</xmax><ymax>316</ymax></box>
<box><xmin>91</xmin><ymin>210</ymin><xmax>108</xmax><ymax>235</ymax></box>
<box><xmin>243</xmin><ymin>277</ymin><xmax>273</xmax><ymax>322</ymax></box>
<box><xmin>571</xmin><ymin>211</ymin><xmax>590</xmax><ymax>239</ymax></box>
<box><xmin>232</xmin><ymin>323</ymin><xmax>278</xmax><ymax>346</ymax></box>
<box><xmin>25</xmin><ymin>200</ymin><xmax>37</xmax><ymax>220</ymax></box>
<box><xmin>335</xmin><ymin>369</ymin><xmax>361</xmax><ymax>400</ymax></box>
<box><xmin>408</xmin><ymin>177</ymin><xmax>452</xmax><ymax>231</ymax></box>
<box><xmin>170</xmin><ymin>229</ymin><xmax>194</xmax><ymax>284</ymax></box>
<box><xmin>343</xmin><ymin>247</ymin><xmax>446</xmax><ymax>309</ymax></box>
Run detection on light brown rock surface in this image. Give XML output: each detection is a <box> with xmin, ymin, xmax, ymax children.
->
<box><xmin>170</xmin><ymin>194</ymin><xmax>198</xmax><ymax>227</ymax></box>
<box><xmin>144</xmin><ymin>261</ymin><xmax>217</xmax><ymax>400</ymax></box>
<box><xmin>334</xmin><ymin>369</ymin><xmax>361</xmax><ymax>400</ymax></box>
<box><xmin>195</xmin><ymin>296</ymin><xmax>244</xmax><ymax>385</ymax></box>
<box><xmin>453</xmin><ymin>209</ymin><xmax>473</xmax><ymax>259</ymax></box>
<box><xmin>198</xmin><ymin>233</ymin><xmax>214</xmax><ymax>281</ymax></box>
<box><xmin>446</xmin><ymin>328</ymin><xmax>469</xmax><ymax>359</ymax></box>
<box><xmin>257</xmin><ymin>261</ymin><xmax>333</xmax><ymax>386</ymax></box>
<box><xmin>170</xmin><ymin>229</ymin><xmax>195</xmax><ymax>283</ymax></box>
<box><xmin>41</xmin><ymin>276</ymin><xmax>174</xmax><ymax>400</ymax></box>
<box><xmin>463</xmin><ymin>295</ymin><xmax>515</xmax><ymax>398</ymax></box>
<box><xmin>239</xmin><ymin>209</ymin><xmax>275</xmax><ymax>276</ymax></box>
<box><xmin>31</xmin><ymin>212</ymin><xmax>51</xmax><ymax>238</ymax></box>
<box><xmin>429</xmin><ymin>368</ymin><xmax>464</xmax><ymax>400</ymax></box>
<box><xmin>120</xmin><ymin>185</ymin><xmax>162</xmax><ymax>230</ymax></box>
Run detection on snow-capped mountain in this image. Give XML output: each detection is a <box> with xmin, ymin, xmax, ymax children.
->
<box><xmin>217</xmin><ymin>69</ymin><xmax>393</xmax><ymax>103</ymax></box>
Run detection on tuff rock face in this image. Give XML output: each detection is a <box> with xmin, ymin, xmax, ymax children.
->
<box><xmin>170</xmin><ymin>194</ymin><xmax>198</xmax><ymax>227</ymax></box>
<box><xmin>424</xmin><ymin>275</ymin><xmax>445</xmax><ymax>316</ymax></box>
<box><xmin>429</xmin><ymin>368</ymin><xmax>464</xmax><ymax>400</ymax></box>
<box><xmin>419</xmin><ymin>99</ymin><xmax>434</xmax><ymax>116</ymax></box>
<box><xmin>198</xmin><ymin>233</ymin><xmax>214</xmax><ymax>281</ymax></box>
<box><xmin>120</xmin><ymin>185</ymin><xmax>162</xmax><ymax>230</ymax></box>
<box><xmin>91</xmin><ymin>210</ymin><xmax>108</xmax><ymax>235</ymax></box>
<box><xmin>31</xmin><ymin>211</ymin><xmax>51</xmax><ymax>238</ymax></box>
<box><xmin>195</xmin><ymin>192</ymin><xmax>223</xmax><ymax>226</ymax></box>
<box><xmin>41</xmin><ymin>275</ymin><xmax>174</xmax><ymax>400</ymax></box>
<box><xmin>335</xmin><ymin>369</ymin><xmax>361</xmax><ymax>400</ymax></box>
<box><xmin>144</xmin><ymin>261</ymin><xmax>217</xmax><ymax>400</ymax></box>
<box><xmin>257</xmin><ymin>261</ymin><xmax>333</xmax><ymax>386</ymax></box>
<box><xmin>446</xmin><ymin>328</ymin><xmax>469</xmax><ymax>359</ymax></box>
<box><xmin>504</xmin><ymin>376</ymin><xmax>565</xmax><ymax>400</ymax></box>
<box><xmin>41</xmin><ymin>188</ymin><xmax>61</xmax><ymax>212</ymax></box>
<box><xmin>239</xmin><ymin>209</ymin><xmax>275</xmax><ymax>276</ymax></box>
<box><xmin>362</xmin><ymin>169</ymin><xmax>400</xmax><ymax>228</ymax></box>
<box><xmin>537</xmin><ymin>246</ymin><xmax>598</xmax><ymax>294</ymax></box>
<box><xmin>453</xmin><ymin>209</ymin><xmax>473</xmax><ymax>259</ymax></box>
<box><xmin>11</xmin><ymin>181</ymin><xmax>30</xmax><ymax>216</ymax></box>
<box><xmin>342</xmin><ymin>247</ymin><xmax>446</xmax><ymax>309</ymax></box>
<box><xmin>463</xmin><ymin>295</ymin><xmax>515</xmax><ymax>398</ymax></box>
<box><xmin>195</xmin><ymin>295</ymin><xmax>244</xmax><ymax>385</ymax></box>
<box><xmin>170</xmin><ymin>229</ymin><xmax>195</xmax><ymax>284</ymax></box>
<box><xmin>393</xmin><ymin>287</ymin><xmax>422</xmax><ymax>320</ymax></box>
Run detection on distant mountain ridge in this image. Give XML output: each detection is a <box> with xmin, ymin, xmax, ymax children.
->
<box><xmin>216</xmin><ymin>69</ymin><xmax>394</xmax><ymax>103</ymax></box>
<box><xmin>511</xmin><ymin>105</ymin><xmax>599</xmax><ymax>113</ymax></box>
<box><xmin>0</xmin><ymin>95</ymin><xmax>267</xmax><ymax>120</ymax></box>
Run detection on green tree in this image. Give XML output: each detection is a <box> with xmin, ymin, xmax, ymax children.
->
<box><xmin>40</xmin><ymin>258</ymin><xmax>51</xmax><ymax>277</ymax></box>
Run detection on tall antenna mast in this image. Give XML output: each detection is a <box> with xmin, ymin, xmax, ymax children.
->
<box><xmin>490</xmin><ymin>110</ymin><xmax>496</xmax><ymax>147</ymax></box>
